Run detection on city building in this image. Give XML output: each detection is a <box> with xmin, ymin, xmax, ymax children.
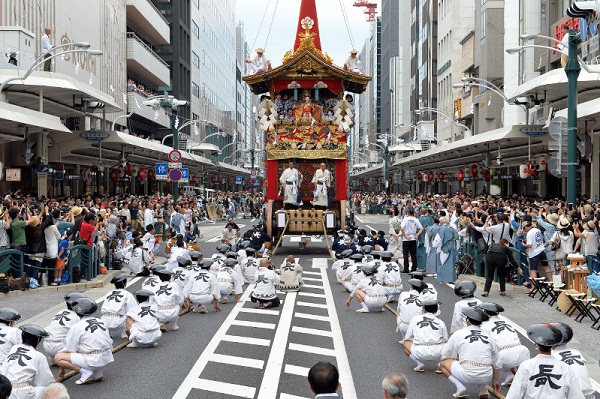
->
<box><xmin>379</xmin><ymin>0</ymin><xmax>398</xmax><ymax>136</ymax></box>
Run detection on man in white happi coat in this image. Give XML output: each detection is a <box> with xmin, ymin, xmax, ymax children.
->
<box><xmin>55</xmin><ymin>298</ymin><xmax>114</xmax><ymax>385</ymax></box>
<box><xmin>217</xmin><ymin>259</ymin><xmax>244</xmax><ymax>303</ymax></box>
<box><xmin>279</xmin><ymin>160</ymin><xmax>303</xmax><ymax>209</ymax></box>
<box><xmin>550</xmin><ymin>322</ymin><xmax>595</xmax><ymax>399</ymax></box>
<box><xmin>0</xmin><ymin>308</ymin><xmax>22</xmax><ymax>364</ymax></box>
<box><xmin>450</xmin><ymin>281</ymin><xmax>482</xmax><ymax>334</ymax></box>
<box><xmin>505</xmin><ymin>323</ymin><xmax>584</xmax><ymax>399</ymax></box>
<box><xmin>125</xmin><ymin>289</ymin><xmax>161</xmax><ymax>348</ymax></box>
<box><xmin>480</xmin><ymin>303</ymin><xmax>530</xmax><ymax>387</ymax></box>
<box><xmin>403</xmin><ymin>299</ymin><xmax>448</xmax><ymax>373</ymax></box>
<box><xmin>240</xmin><ymin>248</ymin><xmax>259</xmax><ymax>284</ymax></box>
<box><xmin>245</xmin><ymin>48</ymin><xmax>270</xmax><ymax>75</ymax></box>
<box><xmin>408</xmin><ymin>271</ymin><xmax>438</xmax><ymax>302</ymax></box>
<box><xmin>312</xmin><ymin>162</ymin><xmax>331</xmax><ymax>209</ymax></box>
<box><xmin>397</xmin><ymin>279</ymin><xmax>428</xmax><ymax>342</ymax></box>
<box><xmin>340</xmin><ymin>253</ymin><xmax>364</xmax><ymax>290</ymax></box>
<box><xmin>43</xmin><ymin>293</ymin><xmax>84</xmax><ymax>362</ymax></box>
<box><xmin>185</xmin><ymin>262</ymin><xmax>221</xmax><ymax>313</ymax></box>
<box><xmin>345</xmin><ymin>263</ymin><xmax>387</xmax><ymax>313</ymax></box>
<box><xmin>376</xmin><ymin>251</ymin><xmax>402</xmax><ymax>302</ymax></box>
<box><xmin>344</xmin><ymin>49</ymin><xmax>362</xmax><ymax>73</ymax></box>
<box><xmin>101</xmin><ymin>274</ymin><xmax>136</xmax><ymax>339</ymax></box>
<box><xmin>151</xmin><ymin>269</ymin><xmax>184</xmax><ymax>331</ymax></box>
<box><xmin>440</xmin><ymin>307</ymin><xmax>499</xmax><ymax>399</ymax></box>
<box><xmin>142</xmin><ymin>264</ymin><xmax>166</xmax><ymax>294</ymax></box>
<box><xmin>0</xmin><ymin>325</ymin><xmax>54</xmax><ymax>398</ymax></box>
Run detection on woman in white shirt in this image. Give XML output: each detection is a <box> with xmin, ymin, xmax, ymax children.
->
<box><xmin>129</xmin><ymin>238</ymin><xmax>152</xmax><ymax>275</ymax></box>
<box><xmin>42</xmin><ymin>212</ymin><xmax>61</xmax><ymax>286</ymax></box>
<box><xmin>143</xmin><ymin>202</ymin><xmax>155</xmax><ymax>229</ymax></box>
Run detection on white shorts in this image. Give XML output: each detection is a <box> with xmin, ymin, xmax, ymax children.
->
<box><xmin>411</xmin><ymin>343</ymin><xmax>445</xmax><ymax>362</ymax></box>
<box><xmin>43</xmin><ymin>340</ymin><xmax>66</xmax><ymax>359</ymax></box>
<box><xmin>384</xmin><ymin>285</ymin><xmax>403</xmax><ymax>297</ymax></box>
<box><xmin>157</xmin><ymin>308</ymin><xmax>179</xmax><ymax>323</ymax></box>
<box><xmin>190</xmin><ymin>294</ymin><xmax>214</xmax><ymax>306</ymax></box>
<box><xmin>344</xmin><ymin>282</ymin><xmax>355</xmax><ymax>292</ymax></box>
<box><xmin>101</xmin><ymin>314</ymin><xmax>126</xmax><ymax>330</ymax></box>
<box><xmin>70</xmin><ymin>353</ymin><xmax>103</xmax><ymax>372</ymax></box>
<box><xmin>364</xmin><ymin>296</ymin><xmax>387</xmax><ymax>310</ymax></box>
<box><xmin>498</xmin><ymin>345</ymin><xmax>530</xmax><ymax>369</ymax></box>
<box><xmin>451</xmin><ymin>361</ymin><xmax>493</xmax><ymax>386</ymax></box>
<box><xmin>130</xmin><ymin>325</ymin><xmax>161</xmax><ymax>345</ymax></box>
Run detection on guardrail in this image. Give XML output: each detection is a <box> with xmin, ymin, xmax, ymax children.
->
<box><xmin>0</xmin><ymin>249</ymin><xmax>24</xmax><ymax>276</ymax></box>
<box><xmin>67</xmin><ymin>245</ymin><xmax>101</xmax><ymax>283</ymax></box>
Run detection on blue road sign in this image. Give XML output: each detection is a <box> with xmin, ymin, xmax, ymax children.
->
<box><xmin>235</xmin><ymin>175</ymin><xmax>242</xmax><ymax>184</ymax></box>
<box><xmin>169</xmin><ymin>168</ymin><xmax>182</xmax><ymax>182</ymax></box>
<box><xmin>180</xmin><ymin>168</ymin><xmax>189</xmax><ymax>183</ymax></box>
<box><xmin>156</xmin><ymin>163</ymin><xmax>168</xmax><ymax>181</ymax></box>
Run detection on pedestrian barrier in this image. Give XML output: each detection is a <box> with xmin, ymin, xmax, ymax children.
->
<box><xmin>67</xmin><ymin>244</ymin><xmax>101</xmax><ymax>283</ymax></box>
<box><xmin>0</xmin><ymin>249</ymin><xmax>24</xmax><ymax>276</ymax></box>
<box><xmin>154</xmin><ymin>221</ymin><xmax>167</xmax><ymax>241</ymax></box>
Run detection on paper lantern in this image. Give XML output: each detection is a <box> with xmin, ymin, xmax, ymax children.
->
<box><xmin>457</xmin><ymin>169</ymin><xmax>465</xmax><ymax>181</ymax></box>
<box><xmin>471</xmin><ymin>164</ymin><xmax>478</xmax><ymax>176</ymax></box>
<box><xmin>427</xmin><ymin>171</ymin><xmax>434</xmax><ymax>182</ymax></box>
<box><xmin>124</xmin><ymin>163</ymin><xmax>131</xmax><ymax>175</ymax></box>
<box><xmin>483</xmin><ymin>170</ymin><xmax>490</xmax><ymax>182</ymax></box>
<box><xmin>83</xmin><ymin>169</ymin><xmax>92</xmax><ymax>183</ymax></box>
<box><xmin>130</xmin><ymin>165</ymin><xmax>139</xmax><ymax>178</ymax></box>
<box><xmin>110</xmin><ymin>169</ymin><xmax>119</xmax><ymax>181</ymax></box>
<box><xmin>438</xmin><ymin>172</ymin><xmax>445</xmax><ymax>181</ymax></box>
<box><xmin>138</xmin><ymin>168</ymin><xmax>147</xmax><ymax>180</ymax></box>
<box><xmin>416</xmin><ymin>172</ymin><xmax>422</xmax><ymax>181</ymax></box>
<box><xmin>148</xmin><ymin>169</ymin><xmax>155</xmax><ymax>180</ymax></box>
<box><xmin>519</xmin><ymin>164</ymin><xmax>529</xmax><ymax>179</ymax></box>
<box><xmin>538</xmin><ymin>158</ymin><xmax>547</xmax><ymax>171</ymax></box>
<box><xmin>528</xmin><ymin>161</ymin><xmax>537</xmax><ymax>176</ymax></box>
<box><xmin>192</xmin><ymin>175</ymin><xmax>199</xmax><ymax>184</ymax></box>
<box><xmin>477</xmin><ymin>169</ymin><xmax>485</xmax><ymax>179</ymax></box>
<box><xmin>117</xmin><ymin>167</ymin><xmax>124</xmax><ymax>178</ymax></box>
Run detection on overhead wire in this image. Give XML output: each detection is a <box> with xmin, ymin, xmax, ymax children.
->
<box><xmin>250</xmin><ymin>0</ymin><xmax>273</xmax><ymax>51</ymax></box>
<box><xmin>264</xmin><ymin>0</ymin><xmax>280</xmax><ymax>49</ymax></box>
<box><xmin>338</xmin><ymin>0</ymin><xmax>356</xmax><ymax>50</ymax></box>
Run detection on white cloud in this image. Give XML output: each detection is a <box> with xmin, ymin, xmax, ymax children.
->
<box><xmin>236</xmin><ymin>0</ymin><xmax>380</xmax><ymax>70</ymax></box>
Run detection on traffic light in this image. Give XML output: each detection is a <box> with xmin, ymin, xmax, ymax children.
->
<box><xmin>567</xmin><ymin>1</ymin><xmax>600</xmax><ymax>23</ymax></box>
<box><xmin>22</xmin><ymin>140</ymin><xmax>36</xmax><ymax>164</ymax></box>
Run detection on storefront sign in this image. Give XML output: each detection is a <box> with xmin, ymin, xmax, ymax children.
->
<box><xmin>80</xmin><ymin>131</ymin><xmax>110</xmax><ymax>141</ymax></box>
<box><xmin>67</xmin><ymin>175</ymin><xmax>81</xmax><ymax>180</ymax></box>
<box><xmin>519</xmin><ymin>126</ymin><xmax>548</xmax><ymax>137</ymax></box>
<box><xmin>5</xmin><ymin>168</ymin><xmax>21</xmax><ymax>181</ymax></box>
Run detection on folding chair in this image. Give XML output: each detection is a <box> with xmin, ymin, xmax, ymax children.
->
<box><xmin>589</xmin><ymin>304</ymin><xmax>600</xmax><ymax>330</ymax></box>
<box><xmin>538</xmin><ymin>280</ymin><xmax>554</xmax><ymax>302</ymax></box>
<box><xmin>574</xmin><ymin>296</ymin><xmax>597</xmax><ymax>323</ymax></box>
<box><xmin>528</xmin><ymin>277</ymin><xmax>546</xmax><ymax>299</ymax></box>
<box><xmin>548</xmin><ymin>283</ymin><xmax>566</xmax><ymax>307</ymax></box>
<box><xmin>564</xmin><ymin>292</ymin><xmax>586</xmax><ymax>317</ymax></box>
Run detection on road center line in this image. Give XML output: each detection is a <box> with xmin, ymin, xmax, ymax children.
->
<box><xmin>256</xmin><ymin>292</ymin><xmax>297</xmax><ymax>399</ymax></box>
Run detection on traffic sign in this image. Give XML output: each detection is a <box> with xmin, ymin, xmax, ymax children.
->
<box><xmin>168</xmin><ymin>149</ymin><xmax>182</xmax><ymax>163</ymax></box>
<box><xmin>155</xmin><ymin>163</ymin><xmax>168</xmax><ymax>181</ymax></box>
<box><xmin>55</xmin><ymin>172</ymin><xmax>64</xmax><ymax>181</ymax></box>
<box><xmin>168</xmin><ymin>162</ymin><xmax>183</xmax><ymax>169</ymax></box>
<box><xmin>180</xmin><ymin>168</ymin><xmax>189</xmax><ymax>183</ymax></box>
<box><xmin>235</xmin><ymin>175</ymin><xmax>242</xmax><ymax>184</ymax></box>
<box><xmin>169</xmin><ymin>168</ymin><xmax>182</xmax><ymax>182</ymax></box>
<box><xmin>548</xmin><ymin>117</ymin><xmax>568</xmax><ymax>140</ymax></box>
<box><xmin>250</xmin><ymin>178</ymin><xmax>257</xmax><ymax>185</ymax></box>
<box><xmin>251</xmin><ymin>169</ymin><xmax>257</xmax><ymax>178</ymax></box>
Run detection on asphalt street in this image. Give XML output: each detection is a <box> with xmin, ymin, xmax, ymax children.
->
<box><xmin>4</xmin><ymin>215</ymin><xmax>600</xmax><ymax>398</ymax></box>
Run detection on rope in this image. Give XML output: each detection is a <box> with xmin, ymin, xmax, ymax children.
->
<box><xmin>250</xmin><ymin>0</ymin><xmax>273</xmax><ymax>52</ymax></box>
<box><xmin>338</xmin><ymin>0</ymin><xmax>356</xmax><ymax>50</ymax></box>
<box><xmin>264</xmin><ymin>0</ymin><xmax>280</xmax><ymax>50</ymax></box>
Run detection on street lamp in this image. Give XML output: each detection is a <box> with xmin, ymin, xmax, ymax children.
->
<box><xmin>415</xmin><ymin>107</ymin><xmax>471</xmax><ymax>140</ymax></box>
<box><xmin>0</xmin><ymin>43</ymin><xmax>100</xmax><ymax>93</ymax></box>
<box><xmin>367</xmin><ymin>141</ymin><xmax>390</xmax><ymax>193</ymax></box>
<box><xmin>143</xmin><ymin>93</ymin><xmax>189</xmax><ymax>202</ymax></box>
<box><xmin>508</xmin><ymin>33</ymin><xmax>582</xmax><ymax>206</ymax></box>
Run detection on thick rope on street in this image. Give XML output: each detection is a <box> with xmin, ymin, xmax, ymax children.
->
<box><xmin>56</xmin><ymin>307</ymin><xmax>192</xmax><ymax>383</ymax></box>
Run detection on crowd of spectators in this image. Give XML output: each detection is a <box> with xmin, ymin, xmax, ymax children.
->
<box><xmin>274</xmin><ymin>93</ymin><xmax>340</xmax><ymax>123</ymax></box>
<box><xmin>126</xmin><ymin>79</ymin><xmax>159</xmax><ymax>98</ymax></box>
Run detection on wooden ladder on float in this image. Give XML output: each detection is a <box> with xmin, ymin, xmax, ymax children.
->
<box><xmin>272</xmin><ymin>213</ymin><xmax>333</xmax><ymax>258</ymax></box>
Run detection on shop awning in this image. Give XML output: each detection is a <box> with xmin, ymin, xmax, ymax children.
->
<box><xmin>389</xmin><ymin>143</ymin><xmax>422</xmax><ymax>152</ymax></box>
<box><xmin>0</xmin><ymin>101</ymin><xmax>70</xmax><ymax>144</ymax></box>
<box><xmin>553</xmin><ymin>97</ymin><xmax>600</xmax><ymax>122</ymax></box>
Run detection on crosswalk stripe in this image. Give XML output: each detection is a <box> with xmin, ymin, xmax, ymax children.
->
<box><xmin>294</xmin><ymin>312</ymin><xmax>330</xmax><ymax>322</ymax></box>
<box><xmin>210</xmin><ymin>353</ymin><xmax>264</xmax><ymax>369</ymax></box>
<box><xmin>190</xmin><ymin>378</ymin><xmax>255</xmax><ymax>398</ymax></box>
<box><xmin>301</xmin><ymin>284</ymin><xmax>324</xmax><ymax>289</ymax></box>
<box><xmin>239</xmin><ymin>307</ymin><xmax>280</xmax><ymax>316</ymax></box>
<box><xmin>284</xmin><ymin>364</ymin><xmax>310</xmax><ymax>377</ymax></box>
<box><xmin>222</xmin><ymin>334</ymin><xmax>271</xmax><ymax>347</ymax></box>
<box><xmin>291</xmin><ymin>326</ymin><xmax>333</xmax><ymax>337</ymax></box>
<box><xmin>302</xmin><ymin>271</ymin><xmax>321</xmax><ymax>276</ymax></box>
<box><xmin>231</xmin><ymin>320</ymin><xmax>276</xmax><ymax>329</ymax></box>
<box><xmin>280</xmin><ymin>394</ymin><xmax>310</xmax><ymax>399</ymax></box>
<box><xmin>289</xmin><ymin>343</ymin><xmax>336</xmax><ymax>357</ymax></box>
<box><xmin>312</xmin><ymin>258</ymin><xmax>328</xmax><ymax>269</ymax></box>
<box><xmin>298</xmin><ymin>292</ymin><xmax>326</xmax><ymax>299</ymax></box>
<box><xmin>296</xmin><ymin>301</ymin><xmax>328</xmax><ymax>309</ymax></box>
<box><xmin>206</xmin><ymin>236</ymin><xmax>221</xmax><ymax>243</ymax></box>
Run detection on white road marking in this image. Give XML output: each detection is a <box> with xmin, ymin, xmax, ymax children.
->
<box><xmin>318</xmin><ymin>259</ymin><xmax>358</xmax><ymax>399</ymax></box>
<box><xmin>231</xmin><ymin>319</ymin><xmax>276</xmax><ymax>329</ymax></box>
<box><xmin>289</xmin><ymin>343</ymin><xmax>336</xmax><ymax>357</ymax></box>
<box><xmin>206</xmin><ymin>236</ymin><xmax>221</xmax><ymax>243</ymax></box>
<box><xmin>256</xmin><ymin>292</ymin><xmax>297</xmax><ymax>399</ymax></box>
<box><xmin>280</xmin><ymin>394</ymin><xmax>310</xmax><ymax>399</ymax></box>
<box><xmin>301</xmin><ymin>277</ymin><xmax>323</xmax><ymax>282</ymax></box>
<box><xmin>291</xmin><ymin>326</ymin><xmax>333</xmax><ymax>337</ymax></box>
<box><xmin>239</xmin><ymin>307</ymin><xmax>280</xmax><ymax>316</ymax></box>
<box><xmin>294</xmin><ymin>312</ymin><xmax>330</xmax><ymax>322</ymax></box>
<box><xmin>222</xmin><ymin>334</ymin><xmax>271</xmax><ymax>347</ymax></box>
<box><xmin>302</xmin><ymin>271</ymin><xmax>321</xmax><ymax>276</ymax></box>
<box><xmin>310</xmin><ymin>237</ymin><xmax>323</xmax><ymax>242</ymax></box>
<box><xmin>290</xmin><ymin>237</ymin><xmax>301</xmax><ymax>242</ymax></box>
<box><xmin>312</xmin><ymin>258</ymin><xmax>329</xmax><ymax>269</ymax></box>
<box><xmin>210</xmin><ymin>353</ymin><xmax>264</xmax><ymax>369</ymax></box>
<box><xmin>298</xmin><ymin>292</ymin><xmax>326</xmax><ymax>299</ymax></box>
<box><xmin>301</xmin><ymin>284</ymin><xmax>324</xmax><ymax>290</ymax></box>
<box><xmin>189</xmin><ymin>378</ymin><xmax>255</xmax><ymax>398</ymax></box>
<box><xmin>296</xmin><ymin>301</ymin><xmax>328</xmax><ymax>309</ymax></box>
<box><xmin>284</xmin><ymin>364</ymin><xmax>310</xmax><ymax>377</ymax></box>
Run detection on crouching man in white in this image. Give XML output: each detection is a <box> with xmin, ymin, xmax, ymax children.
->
<box><xmin>125</xmin><ymin>289</ymin><xmax>162</xmax><ymax>348</ymax></box>
<box><xmin>440</xmin><ymin>307</ymin><xmax>499</xmax><ymax>399</ymax></box>
<box><xmin>403</xmin><ymin>299</ymin><xmax>448</xmax><ymax>373</ymax></box>
<box><xmin>345</xmin><ymin>263</ymin><xmax>387</xmax><ymax>313</ymax></box>
<box><xmin>101</xmin><ymin>274</ymin><xmax>136</xmax><ymax>339</ymax></box>
<box><xmin>43</xmin><ymin>292</ymin><xmax>85</xmax><ymax>362</ymax></box>
<box><xmin>152</xmin><ymin>269</ymin><xmax>184</xmax><ymax>331</ymax></box>
<box><xmin>186</xmin><ymin>260</ymin><xmax>222</xmax><ymax>313</ymax></box>
<box><xmin>217</xmin><ymin>259</ymin><xmax>244</xmax><ymax>303</ymax></box>
<box><xmin>54</xmin><ymin>298</ymin><xmax>114</xmax><ymax>385</ymax></box>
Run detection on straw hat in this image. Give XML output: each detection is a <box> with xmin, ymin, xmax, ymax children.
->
<box><xmin>28</xmin><ymin>216</ymin><xmax>40</xmax><ymax>227</ymax></box>
<box><xmin>557</xmin><ymin>217</ymin><xmax>570</xmax><ymax>229</ymax></box>
<box><xmin>583</xmin><ymin>204</ymin><xmax>593</xmax><ymax>216</ymax></box>
<box><xmin>546</xmin><ymin>213</ymin><xmax>560</xmax><ymax>226</ymax></box>
<box><xmin>255</xmin><ymin>48</ymin><xmax>265</xmax><ymax>53</ymax></box>
<box><xmin>350</xmin><ymin>49</ymin><xmax>358</xmax><ymax>54</ymax></box>
<box><xmin>583</xmin><ymin>220</ymin><xmax>597</xmax><ymax>231</ymax></box>
<box><xmin>72</xmin><ymin>206</ymin><xmax>83</xmax><ymax>217</ymax></box>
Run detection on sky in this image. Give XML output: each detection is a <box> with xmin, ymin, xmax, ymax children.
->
<box><xmin>236</xmin><ymin>0</ymin><xmax>381</xmax><ymax>69</ymax></box>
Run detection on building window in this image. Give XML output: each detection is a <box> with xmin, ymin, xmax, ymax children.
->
<box><xmin>192</xmin><ymin>21</ymin><xmax>199</xmax><ymax>39</ymax></box>
<box><xmin>192</xmin><ymin>51</ymin><xmax>200</xmax><ymax>69</ymax></box>
<box><xmin>192</xmin><ymin>83</ymin><xmax>200</xmax><ymax>98</ymax></box>
<box><xmin>480</xmin><ymin>11</ymin><xmax>486</xmax><ymax>39</ymax></box>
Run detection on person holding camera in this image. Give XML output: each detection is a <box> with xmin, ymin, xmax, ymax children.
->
<box><xmin>250</xmin><ymin>258</ymin><xmax>280</xmax><ymax>309</ymax></box>
<box><xmin>482</xmin><ymin>238</ymin><xmax>519</xmax><ymax>297</ymax></box>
